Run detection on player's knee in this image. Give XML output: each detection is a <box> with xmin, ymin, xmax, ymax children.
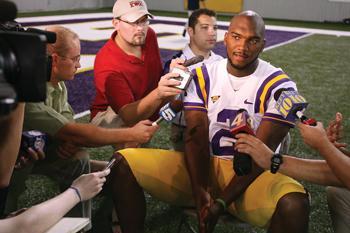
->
<box><xmin>276</xmin><ymin>192</ymin><xmax>310</xmax><ymax>218</ymax></box>
<box><xmin>111</xmin><ymin>153</ymin><xmax>132</xmax><ymax>176</ymax></box>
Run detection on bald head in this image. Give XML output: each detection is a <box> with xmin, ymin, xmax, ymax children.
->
<box><xmin>230</xmin><ymin>10</ymin><xmax>265</xmax><ymax>38</ymax></box>
<box><xmin>45</xmin><ymin>25</ymin><xmax>79</xmax><ymax>56</ymax></box>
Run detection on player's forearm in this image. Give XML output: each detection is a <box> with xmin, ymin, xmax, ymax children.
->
<box><xmin>55</xmin><ymin>123</ymin><xmax>136</xmax><ymax>147</ymax></box>
<box><xmin>118</xmin><ymin>90</ymin><xmax>165</xmax><ymax>126</ymax></box>
<box><xmin>185</xmin><ymin>141</ymin><xmax>210</xmax><ymax>193</ymax></box>
<box><xmin>184</xmin><ymin>123</ymin><xmax>210</xmax><ymax>193</ymax></box>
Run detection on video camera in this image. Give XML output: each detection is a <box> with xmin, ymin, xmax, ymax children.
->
<box><xmin>0</xmin><ymin>0</ymin><xmax>56</xmax><ymax>116</ymax></box>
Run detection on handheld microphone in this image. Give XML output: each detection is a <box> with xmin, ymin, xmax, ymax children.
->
<box><xmin>183</xmin><ymin>55</ymin><xmax>204</xmax><ymax>67</ymax></box>
<box><xmin>274</xmin><ymin>88</ymin><xmax>316</xmax><ymax>126</ymax></box>
<box><xmin>152</xmin><ymin>100</ymin><xmax>183</xmax><ymax>126</ymax></box>
<box><xmin>230</xmin><ymin>109</ymin><xmax>255</xmax><ymax>176</ymax></box>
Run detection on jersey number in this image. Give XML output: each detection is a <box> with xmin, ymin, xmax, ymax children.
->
<box><xmin>211</xmin><ymin>109</ymin><xmax>238</xmax><ymax>155</ymax></box>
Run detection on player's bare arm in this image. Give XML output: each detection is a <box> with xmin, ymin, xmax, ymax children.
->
<box><xmin>184</xmin><ymin>110</ymin><xmax>212</xmax><ymax>232</ymax></box>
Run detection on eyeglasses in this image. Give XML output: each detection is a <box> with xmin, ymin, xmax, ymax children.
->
<box><xmin>57</xmin><ymin>54</ymin><xmax>81</xmax><ymax>63</ymax></box>
<box><xmin>117</xmin><ymin>17</ymin><xmax>150</xmax><ymax>27</ymax></box>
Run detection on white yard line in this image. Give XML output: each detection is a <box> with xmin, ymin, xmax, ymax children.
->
<box><xmin>18</xmin><ymin>14</ymin><xmax>350</xmax><ymax>36</ymax></box>
<box><xmin>264</xmin><ymin>33</ymin><xmax>313</xmax><ymax>51</ymax></box>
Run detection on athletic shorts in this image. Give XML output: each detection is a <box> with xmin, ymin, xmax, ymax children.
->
<box><xmin>118</xmin><ymin>148</ymin><xmax>306</xmax><ymax>228</ymax></box>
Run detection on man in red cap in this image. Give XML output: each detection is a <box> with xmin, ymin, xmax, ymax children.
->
<box><xmin>90</xmin><ymin>0</ymin><xmax>182</xmax><ymax>149</ymax></box>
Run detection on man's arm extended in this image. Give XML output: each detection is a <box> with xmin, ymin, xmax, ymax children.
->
<box><xmin>117</xmin><ymin>71</ymin><xmax>183</xmax><ymax>126</ymax></box>
<box><xmin>55</xmin><ymin>120</ymin><xmax>158</xmax><ymax>147</ymax></box>
<box><xmin>235</xmin><ymin>133</ymin><xmax>343</xmax><ymax>187</ymax></box>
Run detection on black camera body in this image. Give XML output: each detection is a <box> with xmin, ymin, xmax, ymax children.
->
<box><xmin>0</xmin><ymin>1</ymin><xmax>54</xmax><ymax>116</ymax></box>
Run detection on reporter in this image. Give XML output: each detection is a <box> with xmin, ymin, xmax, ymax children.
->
<box><xmin>90</xmin><ymin>0</ymin><xmax>182</xmax><ymax>133</ymax></box>
<box><xmin>0</xmin><ymin>169</ymin><xmax>110</xmax><ymax>233</ymax></box>
<box><xmin>235</xmin><ymin>112</ymin><xmax>350</xmax><ymax>233</ymax></box>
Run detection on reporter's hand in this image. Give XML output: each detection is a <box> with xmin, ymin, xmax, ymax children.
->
<box><xmin>71</xmin><ymin>169</ymin><xmax>110</xmax><ymax>201</ymax></box>
<box><xmin>169</xmin><ymin>57</ymin><xmax>187</xmax><ymax>72</ymax></box>
<box><xmin>235</xmin><ymin>133</ymin><xmax>272</xmax><ymax>170</ymax></box>
<box><xmin>156</xmin><ymin>73</ymin><xmax>182</xmax><ymax>100</ymax></box>
<box><xmin>298</xmin><ymin>122</ymin><xmax>329</xmax><ymax>150</ymax></box>
<box><xmin>326</xmin><ymin>112</ymin><xmax>343</xmax><ymax>142</ymax></box>
<box><xmin>326</xmin><ymin>112</ymin><xmax>347</xmax><ymax>149</ymax></box>
<box><xmin>131</xmin><ymin>120</ymin><xmax>159</xmax><ymax>143</ymax></box>
<box><xmin>15</xmin><ymin>147</ymin><xmax>45</xmax><ymax>169</ymax></box>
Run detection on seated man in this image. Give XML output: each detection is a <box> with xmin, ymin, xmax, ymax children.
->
<box><xmin>5</xmin><ymin>25</ymin><xmax>158</xmax><ymax>231</ymax></box>
<box><xmin>110</xmin><ymin>11</ymin><xmax>309</xmax><ymax>233</ymax></box>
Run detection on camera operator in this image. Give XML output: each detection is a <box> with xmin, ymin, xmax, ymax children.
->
<box><xmin>235</xmin><ymin>112</ymin><xmax>350</xmax><ymax>233</ymax></box>
<box><xmin>4</xmin><ymin>25</ymin><xmax>158</xmax><ymax>231</ymax></box>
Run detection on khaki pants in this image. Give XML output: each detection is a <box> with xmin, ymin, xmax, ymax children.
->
<box><xmin>327</xmin><ymin>186</ymin><xmax>350</xmax><ymax>233</ymax></box>
<box><xmin>91</xmin><ymin>107</ymin><xmax>139</xmax><ymax>149</ymax></box>
<box><xmin>90</xmin><ymin>106</ymin><xmax>125</xmax><ymax>129</ymax></box>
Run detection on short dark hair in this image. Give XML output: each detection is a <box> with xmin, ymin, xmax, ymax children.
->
<box><xmin>188</xmin><ymin>8</ymin><xmax>216</xmax><ymax>29</ymax></box>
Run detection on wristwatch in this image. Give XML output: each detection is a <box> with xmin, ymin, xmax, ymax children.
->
<box><xmin>270</xmin><ymin>153</ymin><xmax>283</xmax><ymax>174</ymax></box>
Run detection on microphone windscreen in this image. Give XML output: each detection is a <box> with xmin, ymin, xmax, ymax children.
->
<box><xmin>169</xmin><ymin>100</ymin><xmax>183</xmax><ymax>113</ymax></box>
<box><xmin>275</xmin><ymin>89</ymin><xmax>308</xmax><ymax>119</ymax></box>
<box><xmin>273</xmin><ymin>88</ymin><xmax>287</xmax><ymax>101</ymax></box>
<box><xmin>0</xmin><ymin>0</ymin><xmax>17</xmax><ymax>22</ymax></box>
<box><xmin>273</xmin><ymin>87</ymin><xmax>294</xmax><ymax>101</ymax></box>
<box><xmin>183</xmin><ymin>55</ymin><xmax>204</xmax><ymax>67</ymax></box>
<box><xmin>26</xmin><ymin>28</ymin><xmax>57</xmax><ymax>43</ymax></box>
